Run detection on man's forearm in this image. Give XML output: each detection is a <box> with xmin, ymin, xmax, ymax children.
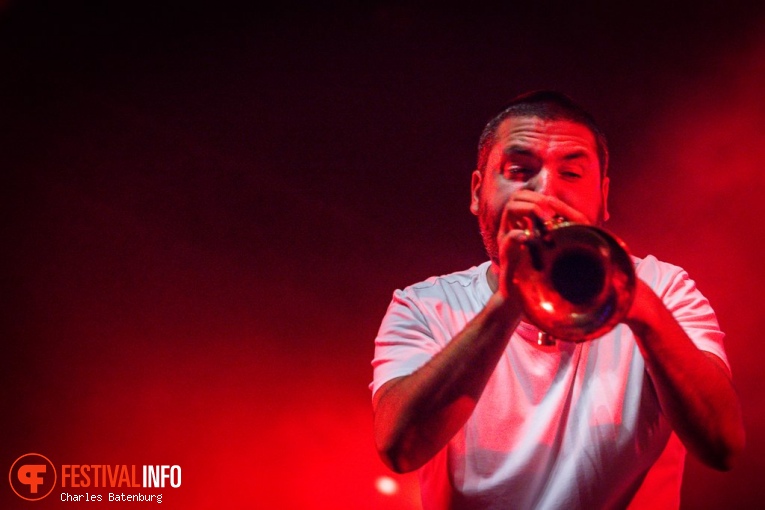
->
<box><xmin>626</xmin><ymin>281</ymin><xmax>745</xmax><ymax>470</ymax></box>
<box><xmin>373</xmin><ymin>292</ymin><xmax>521</xmax><ymax>473</ymax></box>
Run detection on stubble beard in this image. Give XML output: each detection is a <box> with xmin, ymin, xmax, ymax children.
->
<box><xmin>477</xmin><ymin>198</ymin><xmax>501</xmax><ymax>265</ymax></box>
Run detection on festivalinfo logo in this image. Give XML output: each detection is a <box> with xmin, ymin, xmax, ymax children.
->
<box><xmin>9</xmin><ymin>452</ymin><xmax>181</xmax><ymax>503</ymax></box>
<box><xmin>9</xmin><ymin>453</ymin><xmax>57</xmax><ymax>501</ymax></box>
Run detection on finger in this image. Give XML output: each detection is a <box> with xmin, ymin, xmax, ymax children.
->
<box><xmin>543</xmin><ymin>197</ymin><xmax>589</xmax><ymax>224</ymax></box>
<box><xmin>499</xmin><ymin>227</ymin><xmax>529</xmax><ymax>245</ymax></box>
<box><xmin>500</xmin><ymin>200</ymin><xmax>554</xmax><ymax>234</ymax></box>
<box><xmin>509</xmin><ymin>191</ymin><xmax>590</xmax><ymax>224</ymax></box>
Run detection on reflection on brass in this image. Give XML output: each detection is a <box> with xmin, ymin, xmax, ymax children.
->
<box><xmin>516</xmin><ymin>217</ymin><xmax>636</xmax><ymax>343</ymax></box>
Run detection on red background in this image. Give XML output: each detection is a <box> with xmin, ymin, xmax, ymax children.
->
<box><xmin>2</xmin><ymin>1</ymin><xmax>764</xmax><ymax>508</ymax></box>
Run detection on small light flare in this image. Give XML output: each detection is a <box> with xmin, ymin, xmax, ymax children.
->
<box><xmin>375</xmin><ymin>475</ymin><xmax>399</xmax><ymax>496</ymax></box>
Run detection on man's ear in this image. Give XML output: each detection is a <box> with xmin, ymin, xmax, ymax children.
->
<box><xmin>601</xmin><ymin>175</ymin><xmax>610</xmax><ymax>222</ymax></box>
<box><xmin>470</xmin><ymin>170</ymin><xmax>482</xmax><ymax>216</ymax></box>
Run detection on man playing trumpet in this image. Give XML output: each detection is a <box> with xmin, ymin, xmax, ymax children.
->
<box><xmin>370</xmin><ymin>90</ymin><xmax>744</xmax><ymax>509</ymax></box>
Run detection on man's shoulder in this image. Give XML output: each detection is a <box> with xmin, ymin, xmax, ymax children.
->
<box><xmin>633</xmin><ymin>253</ymin><xmax>686</xmax><ymax>277</ymax></box>
<box><xmin>633</xmin><ymin>254</ymin><xmax>701</xmax><ymax>299</ymax></box>
<box><xmin>398</xmin><ymin>261</ymin><xmax>492</xmax><ymax>299</ymax></box>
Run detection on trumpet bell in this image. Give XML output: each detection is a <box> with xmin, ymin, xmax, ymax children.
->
<box><xmin>514</xmin><ymin>222</ymin><xmax>636</xmax><ymax>342</ymax></box>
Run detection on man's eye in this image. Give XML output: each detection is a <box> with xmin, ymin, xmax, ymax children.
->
<box><xmin>504</xmin><ymin>165</ymin><xmax>532</xmax><ymax>179</ymax></box>
<box><xmin>561</xmin><ymin>170</ymin><xmax>582</xmax><ymax>179</ymax></box>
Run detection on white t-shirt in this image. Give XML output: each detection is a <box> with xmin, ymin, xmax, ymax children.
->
<box><xmin>371</xmin><ymin>255</ymin><xmax>728</xmax><ymax>510</ymax></box>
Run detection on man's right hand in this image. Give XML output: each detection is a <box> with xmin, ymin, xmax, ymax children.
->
<box><xmin>495</xmin><ymin>190</ymin><xmax>591</xmax><ymax>300</ymax></box>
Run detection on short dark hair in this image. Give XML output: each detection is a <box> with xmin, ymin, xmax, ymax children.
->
<box><xmin>476</xmin><ymin>90</ymin><xmax>609</xmax><ymax>179</ymax></box>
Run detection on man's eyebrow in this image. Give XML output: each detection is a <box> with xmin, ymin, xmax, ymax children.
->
<box><xmin>503</xmin><ymin>145</ymin><xmax>536</xmax><ymax>157</ymax></box>
<box><xmin>561</xmin><ymin>150</ymin><xmax>592</xmax><ymax>162</ymax></box>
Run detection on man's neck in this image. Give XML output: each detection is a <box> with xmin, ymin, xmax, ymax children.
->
<box><xmin>486</xmin><ymin>261</ymin><xmax>500</xmax><ymax>293</ymax></box>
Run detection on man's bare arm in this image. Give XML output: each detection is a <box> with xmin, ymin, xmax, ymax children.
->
<box><xmin>626</xmin><ymin>280</ymin><xmax>745</xmax><ymax>471</ymax></box>
<box><xmin>372</xmin><ymin>292</ymin><xmax>521</xmax><ymax>473</ymax></box>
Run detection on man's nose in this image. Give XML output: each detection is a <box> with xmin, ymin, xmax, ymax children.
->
<box><xmin>525</xmin><ymin>168</ymin><xmax>555</xmax><ymax>196</ymax></box>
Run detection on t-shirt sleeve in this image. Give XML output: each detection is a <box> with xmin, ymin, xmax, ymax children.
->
<box><xmin>369</xmin><ymin>288</ymin><xmax>442</xmax><ymax>397</ymax></box>
<box><xmin>646</xmin><ymin>258</ymin><xmax>730</xmax><ymax>373</ymax></box>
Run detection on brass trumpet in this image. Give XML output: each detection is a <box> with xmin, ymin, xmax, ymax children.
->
<box><xmin>513</xmin><ymin>217</ymin><xmax>636</xmax><ymax>345</ymax></box>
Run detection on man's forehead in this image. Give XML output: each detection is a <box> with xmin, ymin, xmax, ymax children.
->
<box><xmin>494</xmin><ymin>115</ymin><xmax>598</xmax><ymax>152</ymax></box>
